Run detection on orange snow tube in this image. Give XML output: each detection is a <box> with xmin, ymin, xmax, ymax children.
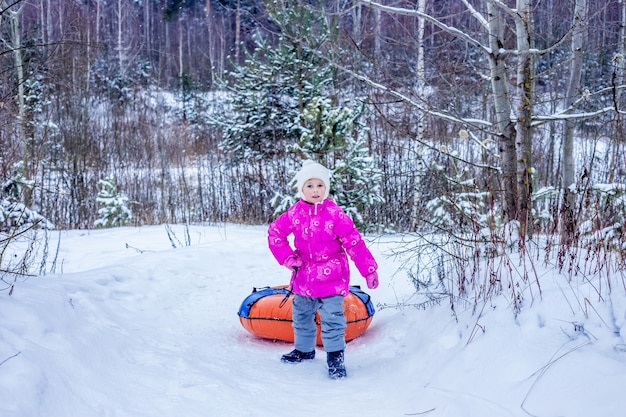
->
<box><xmin>237</xmin><ymin>285</ymin><xmax>375</xmax><ymax>345</ymax></box>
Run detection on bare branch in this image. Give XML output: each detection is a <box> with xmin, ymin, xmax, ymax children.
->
<box><xmin>321</xmin><ymin>55</ymin><xmax>493</xmax><ymax>129</ymax></box>
<box><xmin>0</xmin><ymin>351</ymin><xmax>21</xmax><ymax>367</ymax></box>
<box><xmin>492</xmin><ymin>0</ymin><xmax>521</xmax><ymax>19</ymax></box>
<box><xmin>0</xmin><ymin>0</ymin><xmax>25</xmax><ymax>17</ymax></box>
<box><xmin>460</xmin><ymin>0</ymin><xmax>489</xmax><ymax>29</ymax></box>
<box><xmin>0</xmin><ymin>220</ymin><xmax>42</xmax><ymax>244</ymax></box>
<box><xmin>358</xmin><ymin>0</ymin><xmax>490</xmax><ymax>54</ymax></box>
<box><xmin>353</xmin><ymin>0</ymin><xmax>618</xmax><ymax>131</ymax></box>
<box><xmin>532</xmin><ymin>107</ymin><xmax>615</xmax><ymax>125</ymax></box>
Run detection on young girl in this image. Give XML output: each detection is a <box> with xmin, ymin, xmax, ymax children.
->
<box><xmin>267</xmin><ymin>160</ymin><xmax>379</xmax><ymax>379</ymax></box>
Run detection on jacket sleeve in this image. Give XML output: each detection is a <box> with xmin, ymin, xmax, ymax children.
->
<box><xmin>267</xmin><ymin>211</ymin><xmax>296</xmax><ymax>265</ymax></box>
<box><xmin>334</xmin><ymin>211</ymin><xmax>378</xmax><ymax>277</ymax></box>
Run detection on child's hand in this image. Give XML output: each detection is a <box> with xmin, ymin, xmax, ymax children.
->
<box><xmin>283</xmin><ymin>254</ymin><xmax>302</xmax><ymax>271</ymax></box>
<box><xmin>365</xmin><ymin>272</ymin><xmax>379</xmax><ymax>289</ymax></box>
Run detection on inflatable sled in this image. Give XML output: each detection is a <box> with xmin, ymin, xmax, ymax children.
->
<box><xmin>237</xmin><ymin>285</ymin><xmax>375</xmax><ymax>345</ymax></box>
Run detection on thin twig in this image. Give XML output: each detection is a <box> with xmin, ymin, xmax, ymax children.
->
<box><xmin>0</xmin><ymin>351</ymin><xmax>21</xmax><ymax>367</ymax></box>
<box><xmin>405</xmin><ymin>407</ymin><xmax>436</xmax><ymax>415</ymax></box>
<box><xmin>520</xmin><ymin>341</ymin><xmax>590</xmax><ymax>416</ymax></box>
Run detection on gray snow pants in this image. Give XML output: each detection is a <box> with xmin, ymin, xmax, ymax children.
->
<box><xmin>292</xmin><ymin>294</ymin><xmax>346</xmax><ymax>353</ymax></box>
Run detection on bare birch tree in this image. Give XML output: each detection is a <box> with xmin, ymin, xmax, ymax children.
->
<box><xmin>409</xmin><ymin>0</ymin><xmax>428</xmax><ymax>231</ymax></box>
<box><xmin>1</xmin><ymin>0</ymin><xmax>32</xmax><ymax>205</ymax></box>
<box><xmin>561</xmin><ymin>0</ymin><xmax>588</xmax><ymax>245</ymax></box>
<box><xmin>512</xmin><ymin>0</ymin><xmax>534</xmax><ymax>240</ymax></box>
<box><xmin>485</xmin><ymin>0</ymin><xmax>518</xmax><ymax>225</ymax></box>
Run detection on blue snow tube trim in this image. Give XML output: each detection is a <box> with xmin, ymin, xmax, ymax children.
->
<box><xmin>237</xmin><ymin>285</ymin><xmax>375</xmax><ymax>318</ymax></box>
<box><xmin>237</xmin><ymin>286</ymin><xmax>291</xmax><ymax>318</ymax></box>
<box><xmin>349</xmin><ymin>285</ymin><xmax>376</xmax><ymax>317</ymax></box>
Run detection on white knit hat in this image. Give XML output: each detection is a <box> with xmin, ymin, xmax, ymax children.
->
<box><xmin>294</xmin><ymin>160</ymin><xmax>331</xmax><ymax>200</ymax></box>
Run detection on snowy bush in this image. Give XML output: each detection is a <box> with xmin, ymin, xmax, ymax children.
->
<box><xmin>423</xmin><ymin>160</ymin><xmax>496</xmax><ymax>235</ymax></box>
<box><xmin>2</xmin><ymin>161</ymin><xmax>34</xmax><ymax>199</ymax></box>
<box><xmin>1</xmin><ymin>162</ymin><xmax>53</xmax><ymax>232</ymax></box>
<box><xmin>425</xmin><ymin>191</ymin><xmax>493</xmax><ymax>230</ymax></box>
<box><xmin>94</xmin><ymin>177</ymin><xmax>132</xmax><ymax>228</ymax></box>
<box><xmin>0</xmin><ymin>199</ymin><xmax>54</xmax><ymax>232</ymax></box>
<box><xmin>578</xmin><ymin>183</ymin><xmax>626</xmax><ymax>251</ymax></box>
<box><xmin>531</xmin><ymin>186</ymin><xmax>559</xmax><ymax>232</ymax></box>
<box><xmin>1</xmin><ymin>163</ymin><xmax>55</xmax><ymax>292</ymax></box>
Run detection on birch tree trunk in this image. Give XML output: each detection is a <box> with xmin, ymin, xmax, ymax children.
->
<box><xmin>143</xmin><ymin>0</ymin><xmax>152</xmax><ymax>75</ymax></box>
<box><xmin>95</xmin><ymin>0</ymin><xmax>101</xmax><ymax>45</ymax></box>
<box><xmin>616</xmin><ymin>0</ymin><xmax>626</xmax><ymax>178</ymax></box>
<box><xmin>486</xmin><ymin>0</ymin><xmax>518</xmax><ymax>223</ymax></box>
<box><xmin>352</xmin><ymin>1</ymin><xmax>361</xmax><ymax>42</ymax></box>
<box><xmin>117</xmin><ymin>0</ymin><xmax>125</xmax><ymax>75</ymax></box>
<box><xmin>204</xmin><ymin>0</ymin><xmax>214</xmax><ymax>85</ymax></box>
<box><xmin>514</xmin><ymin>0</ymin><xmax>534</xmax><ymax>239</ymax></box>
<box><xmin>561</xmin><ymin>0</ymin><xmax>587</xmax><ymax>245</ymax></box>
<box><xmin>410</xmin><ymin>0</ymin><xmax>428</xmax><ymax>231</ymax></box>
<box><xmin>234</xmin><ymin>0</ymin><xmax>241</xmax><ymax>64</ymax></box>
<box><xmin>179</xmin><ymin>16</ymin><xmax>184</xmax><ymax>80</ymax></box>
<box><xmin>617</xmin><ymin>0</ymin><xmax>626</xmax><ymax>92</ymax></box>
<box><xmin>3</xmin><ymin>1</ymin><xmax>32</xmax><ymax>205</ymax></box>
<box><xmin>374</xmin><ymin>6</ymin><xmax>380</xmax><ymax>63</ymax></box>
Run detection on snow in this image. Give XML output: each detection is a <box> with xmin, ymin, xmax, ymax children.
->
<box><xmin>2</xmin><ymin>224</ymin><xmax>626</xmax><ymax>417</ymax></box>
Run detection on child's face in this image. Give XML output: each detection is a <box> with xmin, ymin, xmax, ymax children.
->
<box><xmin>302</xmin><ymin>178</ymin><xmax>326</xmax><ymax>203</ymax></box>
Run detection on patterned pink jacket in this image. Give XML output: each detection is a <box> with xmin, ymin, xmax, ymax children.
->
<box><xmin>268</xmin><ymin>199</ymin><xmax>378</xmax><ymax>298</ymax></box>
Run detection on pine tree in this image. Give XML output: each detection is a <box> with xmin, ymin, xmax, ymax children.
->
<box><xmin>290</xmin><ymin>97</ymin><xmax>383</xmax><ymax>229</ymax></box>
<box><xmin>1</xmin><ymin>162</ymin><xmax>53</xmax><ymax>231</ymax></box>
<box><xmin>216</xmin><ymin>2</ymin><xmax>382</xmax><ymax>228</ymax></box>
<box><xmin>213</xmin><ymin>1</ymin><xmax>338</xmax><ymax>162</ymax></box>
<box><xmin>215</xmin><ymin>33</ymin><xmax>331</xmax><ymax>163</ymax></box>
<box><xmin>94</xmin><ymin>177</ymin><xmax>132</xmax><ymax>228</ymax></box>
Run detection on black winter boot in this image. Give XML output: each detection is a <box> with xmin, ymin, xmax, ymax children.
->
<box><xmin>327</xmin><ymin>350</ymin><xmax>347</xmax><ymax>379</ymax></box>
<box><xmin>281</xmin><ymin>349</ymin><xmax>315</xmax><ymax>363</ymax></box>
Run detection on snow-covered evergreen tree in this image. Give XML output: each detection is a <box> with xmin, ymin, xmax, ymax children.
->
<box><xmin>214</xmin><ymin>33</ymin><xmax>331</xmax><ymax>163</ymax></box>
<box><xmin>213</xmin><ymin>3</ymin><xmax>333</xmax><ymax>163</ymax></box>
<box><xmin>94</xmin><ymin>177</ymin><xmax>132</xmax><ymax>228</ymax></box>
<box><xmin>214</xmin><ymin>3</ymin><xmax>383</xmax><ymax>229</ymax></box>
<box><xmin>0</xmin><ymin>199</ymin><xmax>54</xmax><ymax>232</ymax></box>
<box><xmin>424</xmin><ymin>157</ymin><xmax>494</xmax><ymax>231</ymax></box>
<box><xmin>2</xmin><ymin>161</ymin><xmax>33</xmax><ymax>199</ymax></box>
<box><xmin>212</xmin><ymin>3</ymin><xmax>336</xmax><ymax>221</ymax></box>
<box><xmin>578</xmin><ymin>183</ymin><xmax>626</xmax><ymax>251</ymax></box>
<box><xmin>1</xmin><ymin>162</ymin><xmax>53</xmax><ymax>231</ymax></box>
<box><xmin>281</xmin><ymin>97</ymin><xmax>383</xmax><ymax>229</ymax></box>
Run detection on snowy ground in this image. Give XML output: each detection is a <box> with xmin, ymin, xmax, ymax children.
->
<box><xmin>1</xmin><ymin>224</ymin><xmax>626</xmax><ymax>417</ymax></box>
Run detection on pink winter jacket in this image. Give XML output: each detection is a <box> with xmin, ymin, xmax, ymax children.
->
<box><xmin>268</xmin><ymin>199</ymin><xmax>378</xmax><ymax>298</ymax></box>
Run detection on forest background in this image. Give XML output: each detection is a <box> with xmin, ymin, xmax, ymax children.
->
<box><xmin>1</xmin><ymin>0</ymin><xmax>625</xmax><ymax>287</ymax></box>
